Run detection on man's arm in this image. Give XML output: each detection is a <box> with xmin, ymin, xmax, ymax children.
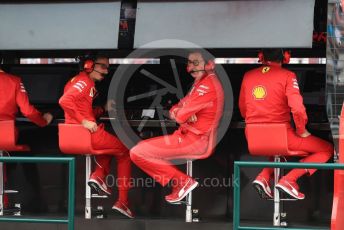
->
<box><xmin>59</xmin><ymin>80</ymin><xmax>87</xmax><ymax>123</ymax></box>
<box><xmin>59</xmin><ymin>80</ymin><xmax>98</xmax><ymax>133</ymax></box>
<box><xmin>238</xmin><ymin>77</ymin><xmax>247</xmax><ymax>119</ymax></box>
<box><xmin>173</xmin><ymin>82</ymin><xmax>216</xmax><ymax>124</ymax></box>
<box><xmin>169</xmin><ymin>95</ymin><xmax>188</xmax><ymax>120</ymax></box>
<box><xmin>285</xmin><ymin>72</ymin><xmax>308</xmax><ymax>136</ymax></box>
<box><xmin>15</xmin><ymin>79</ymin><xmax>51</xmax><ymax>127</ymax></box>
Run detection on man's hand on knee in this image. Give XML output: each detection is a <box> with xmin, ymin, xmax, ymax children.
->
<box><xmin>299</xmin><ymin>129</ymin><xmax>311</xmax><ymax>138</ymax></box>
<box><xmin>82</xmin><ymin>119</ymin><xmax>98</xmax><ymax>133</ymax></box>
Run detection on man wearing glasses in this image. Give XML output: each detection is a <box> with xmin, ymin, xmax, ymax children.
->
<box><xmin>59</xmin><ymin>54</ymin><xmax>133</xmax><ymax>218</ymax></box>
<box><xmin>130</xmin><ymin>51</ymin><xmax>224</xmax><ymax>204</ymax></box>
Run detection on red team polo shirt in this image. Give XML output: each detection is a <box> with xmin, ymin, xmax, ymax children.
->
<box><xmin>59</xmin><ymin>72</ymin><xmax>104</xmax><ymax>124</ymax></box>
<box><xmin>0</xmin><ymin>72</ymin><xmax>47</xmax><ymax>127</ymax></box>
<box><xmin>170</xmin><ymin>72</ymin><xmax>224</xmax><ymax>135</ymax></box>
<box><xmin>239</xmin><ymin>62</ymin><xmax>307</xmax><ymax>135</ymax></box>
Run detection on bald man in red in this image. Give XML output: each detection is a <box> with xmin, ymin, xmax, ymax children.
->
<box><xmin>239</xmin><ymin>49</ymin><xmax>333</xmax><ymax>200</ymax></box>
<box><xmin>130</xmin><ymin>51</ymin><xmax>224</xmax><ymax>204</ymax></box>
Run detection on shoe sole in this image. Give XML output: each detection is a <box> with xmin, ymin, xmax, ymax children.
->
<box><xmin>275</xmin><ymin>184</ymin><xmax>304</xmax><ymax>200</ymax></box>
<box><xmin>252</xmin><ymin>181</ymin><xmax>273</xmax><ymax>199</ymax></box>
<box><xmin>166</xmin><ymin>200</ymin><xmax>183</xmax><ymax>205</ymax></box>
<box><xmin>88</xmin><ymin>180</ymin><xmax>111</xmax><ymax>195</ymax></box>
<box><xmin>112</xmin><ymin>206</ymin><xmax>134</xmax><ymax>219</ymax></box>
<box><xmin>166</xmin><ymin>181</ymin><xmax>199</xmax><ymax>204</ymax></box>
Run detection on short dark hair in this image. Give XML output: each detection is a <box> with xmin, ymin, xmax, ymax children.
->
<box><xmin>84</xmin><ymin>52</ymin><xmax>108</xmax><ymax>62</ymax></box>
<box><xmin>262</xmin><ymin>48</ymin><xmax>284</xmax><ymax>62</ymax></box>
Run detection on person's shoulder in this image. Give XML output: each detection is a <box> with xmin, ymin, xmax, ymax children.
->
<box><xmin>243</xmin><ymin>66</ymin><xmax>262</xmax><ymax>79</ymax></box>
<box><xmin>276</xmin><ymin>66</ymin><xmax>296</xmax><ymax>79</ymax></box>
<box><xmin>0</xmin><ymin>72</ymin><xmax>22</xmax><ymax>84</ymax></box>
<box><xmin>248</xmin><ymin>66</ymin><xmax>265</xmax><ymax>74</ymax></box>
<box><xmin>201</xmin><ymin>73</ymin><xmax>219</xmax><ymax>87</ymax></box>
<box><xmin>72</xmin><ymin>73</ymin><xmax>92</xmax><ymax>87</ymax></box>
<box><xmin>276</xmin><ymin>65</ymin><xmax>293</xmax><ymax>73</ymax></box>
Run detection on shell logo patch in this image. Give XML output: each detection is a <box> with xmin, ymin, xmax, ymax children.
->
<box><xmin>262</xmin><ymin>67</ymin><xmax>270</xmax><ymax>73</ymax></box>
<box><xmin>252</xmin><ymin>85</ymin><xmax>267</xmax><ymax>100</ymax></box>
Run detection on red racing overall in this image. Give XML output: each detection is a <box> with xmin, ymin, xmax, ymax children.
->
<box><xmin>239</xmin><ymin>63</ymin><xmax>333</xmax><ymax>183</ymax></box>
<box><xmin>130</xmin><ymin>72</ymin><xmax>224</xmax><ymax>186</ymax></box>
<box><xmin>0</xmin><ymin>71</ymin><xmax>49</xmax><ymax>208</ymax></box>
<box><xmin>59</xmin><ymin>72</ymin><xmax>131</xmax><ymax>202</ymax></box>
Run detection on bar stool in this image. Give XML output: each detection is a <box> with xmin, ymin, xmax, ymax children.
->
<box><xmin>0</xmin><ymin>120</ymin><xmax>27</xmax><ymax>216</ymax></box>
<box><xmin>245</xmin><ymin>123</ymin><xmax>308</xmax><ymax>226</ymax></box>
<box><xmin>58</xmin><ymin>123</ymin><xmax>116</xmax><ymax>219</ymax></box>
<box><xmin>175</xmin><ymin>129</ymin><xmax>217</xmax><ymax>223</ymax></box>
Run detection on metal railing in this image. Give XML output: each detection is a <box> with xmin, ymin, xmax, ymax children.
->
<box><xmin>233</xmin><ymin>161</ymin><xmax>343</xmax><ymax>230</ymax></box>
<box><xmin>0</xmin><ymin>156</ymin><xmax>75</xmax><ymax>230</ymax></box>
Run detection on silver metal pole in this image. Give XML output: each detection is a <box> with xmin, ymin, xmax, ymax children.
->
<box><xmin>273</xmin><ymin>156</ymin><xmax>281</xmax><ymax>226</ymax></box>
<box><xmin>85</xmin><ymin>155</ymin><xmax>91</xmax><ymax>219</ymax></box>
<box><xmin>186</xmin><ymin>160</ymin><xmax>192</xmax><ymax>223</ymax></box>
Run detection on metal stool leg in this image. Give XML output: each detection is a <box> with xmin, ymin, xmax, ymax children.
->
<box><xmin>85</xmin><ymin>155</ymin><xmax>91</xmax><ymax>219</ymax></box>
<box><xmin>186</xmin><ymin>160</ymin><xmax>192</xmax><ymax>223</ymax></box>
<box><xmin>0</xmin><ymin>150</ymin><xmax>3</xmax><ymax>216</ymax></box>
<box><xmin>273</xmin><ymin>156</ymin><xmax>281</xmax><ymax>226</ymax></box>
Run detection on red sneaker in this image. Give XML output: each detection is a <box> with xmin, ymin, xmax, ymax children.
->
<box><xmin>112</xmin><ymin>201</ymin><xmax>134</xmax><ymax>219</ymax></box>
<box><xmin>88</xmin><ymin>173</ymin><xmax>111</xmax><ymax>195</ymax></box>
<box><xmin>165</xmin><ymin>178</ymin><xmax>198</xmax><ymax>204</ymax></box>
<box><xmin>276</xmin><ymin>177</ymin><xmax>305</xmax><ymax>200</ymax></box>
<box><xmin>165</xmin><ymin>183</ymin><xmax>183</xmax><ymax>205</ymax></box>
<box><xmin>252</xmin><ymin>175</ymin><xmax>273</xmax><ymax>199</ymax></box>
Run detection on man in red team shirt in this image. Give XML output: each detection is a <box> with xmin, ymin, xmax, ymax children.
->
<box><xmin>130</xmin><ymin>51</ymin><xmax>224</xmax><ymax>204</ymax></box>
<box><xmin>0</xmin><ymin>58</ymin><xmax>53</xmax><ymax>209</ymax></box>
<box><xmin>239</xmin><ymin>49</ymin><xmax>333</xmax><ymax>200</ymax></box>
<box><xmin>0</xmin><ymin>69</ymin><xmax>53</xmax><ymax>127</ymax></box>
<box><xmin>59</xmin><ymin>54</ymin><xmax>133</xmax><ymax>218</ymax></box>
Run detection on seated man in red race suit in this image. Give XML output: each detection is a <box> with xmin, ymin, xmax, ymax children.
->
<box><xmin>59</xmin><ymin>54</ymin><xmax>133</xmax><ymax>218</ymax></box>
<box><xmin>130</xmin><ymin>51</ymin><xmax>224</xmax><ymax>204</ymax></box>
<box><xmin>0</xmin><ymin>60</ymin><xmax>53</xmax><ymax>209</ymax></box>
<box><xmin>239</xmin><ymin>48</ymin><xmax>333</xmax><ymax>200</ymax></box>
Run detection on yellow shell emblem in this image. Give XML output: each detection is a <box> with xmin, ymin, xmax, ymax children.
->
<box><xmin>262</xmin><ymin>67</ymin><xmax>270</xmax><ymax>73</ymax></box>
<box><xmin>252</xmin><ymin>85</ymin><xmax>267</xmax><ymax>100</ymax></box>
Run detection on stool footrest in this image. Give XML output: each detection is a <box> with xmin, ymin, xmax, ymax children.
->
<box><xmin>280</xmin><ymin>198</ymin><xmax>298</xmax><ymax>201</ymax></box>
<box><xmin>93</xmin><ymin>206</ymin><xmax>106</xmax><ymax>219</ymax></box>
<box><xmin>91</xmin><ymin>194</ymin><xmax>108</xmax><ymax>198</ymax></box>
<box><xmin>267</xmin><ymin>198</ymin><xmax>298</xmax><ymax>201</ymax></box>
<box><xmin>3</xmin><ymin>204</ymin><xmax>21</xmax><ymax>216</ymax></box>
<box><xmin>4</xmin><ymin>190</ymin><xmax>19</xmax><ymax>194</ymax></box>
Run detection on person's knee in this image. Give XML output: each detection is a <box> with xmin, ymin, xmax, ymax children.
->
<box><xmin>321</xmin><ymin>145</ymin><xmax>334</xmax><ymax>162</ymax></box>
<box><xmin>324</xmin><ymin>141</ymin><xmax>334</xmax><ymax>158</ymax></box>
<box><xmin>129</xmin><ymin>144</ymin><xmax>143</xmax><ymax>163</ymax></box>
<box><xmin>328</xmin><ymin>142</ymin><xmax>334</xmax><ymax>153</ymax></box>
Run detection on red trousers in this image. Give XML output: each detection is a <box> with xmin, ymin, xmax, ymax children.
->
<box><xmin>130</xmin><ymin>129</ymin><xmax>209</xmax><ymax>186</ymax></box>
<box><xmin>258</xmin><ymin>126</ymin><xmax>333</xmax><ymax>180</ymax></box>
<box><xmin>91</xmin><ymin>124</ymin><xmax>131</xmax><ymax>192</ymax></box>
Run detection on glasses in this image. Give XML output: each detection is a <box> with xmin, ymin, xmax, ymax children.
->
<box><xmin>187</xmin><ymin>60</ymin><xmax>203</xmax><ymax>66</ymax></box>
<box><xmin>95</xmin><ymin>62</ymin><xmax>109</xmax><ymax>70</ymax></box>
